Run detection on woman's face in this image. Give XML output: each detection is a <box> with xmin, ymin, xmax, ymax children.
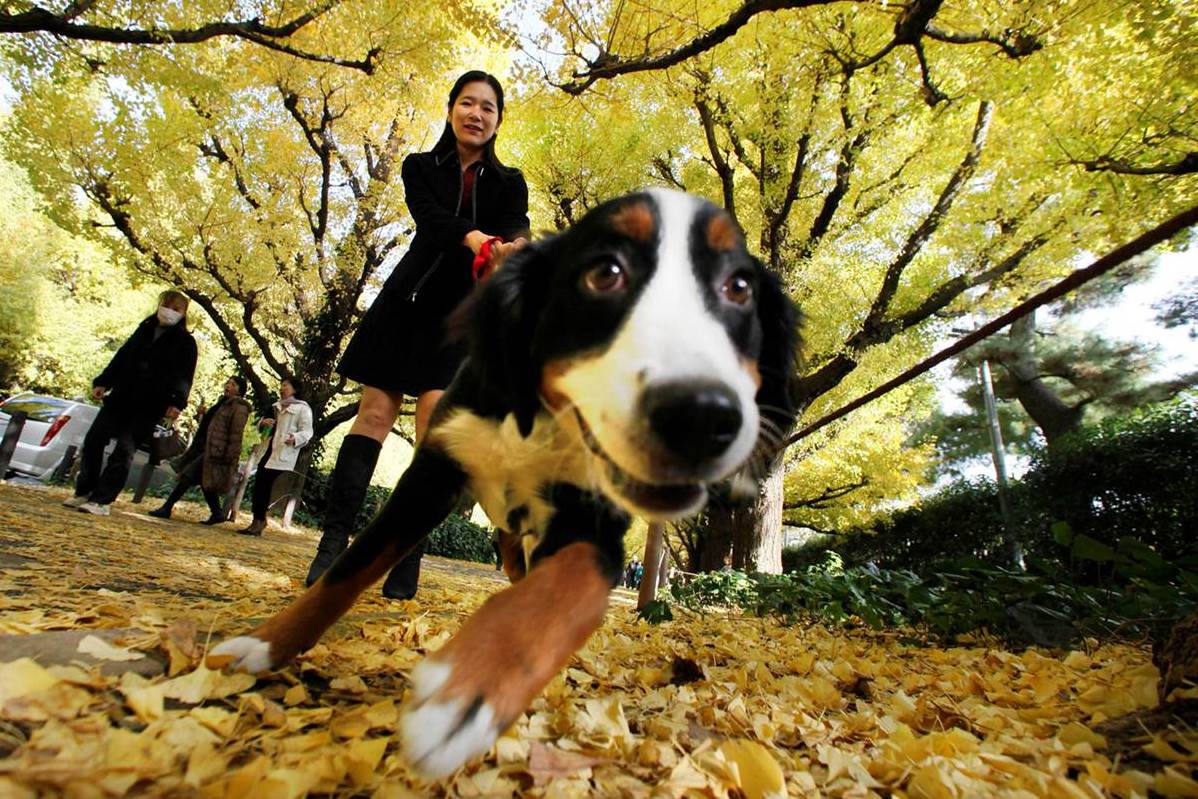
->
<box><xmin>162</xmin><ymin>296</ymin><xmax>188</xmax><ymax>315</ymax></box>
<box><xmin>223</xmin><ymin>379</ymin><xmax>239</xmax><ymax>398</ymax></box>
<box><xmin>449</xmin><ymin>81</ymin><xmax>500</xmax><ymax>152</ymax></box>
<box><xmin>280</xmin><ymin>380</ymin><xmax>295</xmax><ymax>400</ymax></box>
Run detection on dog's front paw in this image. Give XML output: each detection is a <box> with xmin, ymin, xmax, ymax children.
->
<box><xmin>205</xmin><ymin>635</ymin><xmax>278</xmax><ymax>674</ymax></box>
<box><xmin>398</xmin><ymin>542</ymin><xmax>613</xmax><ymax>778</ymax></box>
<box><xmin>401</xmin><ymin>660</ymin><xmax>506</xmax><ymax>778</ymax></box>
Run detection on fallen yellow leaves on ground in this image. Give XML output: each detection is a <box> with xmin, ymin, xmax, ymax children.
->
<box><xmin>0</xmin><ymin>483</ymin><xmax>1195</xmax><ymax>797</ymax></box>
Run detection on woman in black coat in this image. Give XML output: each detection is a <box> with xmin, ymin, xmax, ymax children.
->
<box><xmin>305</xmin><ymin>71</ymin><xmax>530</xmax><ymax>597</ymax></box>
<box><xmin>65</xmin><ymin>289</ymin><xmax>198</xmax><ymax>516</ymax></box>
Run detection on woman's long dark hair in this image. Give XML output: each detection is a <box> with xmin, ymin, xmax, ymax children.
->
<box><xmin>431</xmin><ymin>70</ymin><xmax>514</xmax><ymax>173</ymax></box>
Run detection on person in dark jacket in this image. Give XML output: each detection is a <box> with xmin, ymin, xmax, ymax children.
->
<box><xmin>149</xmin><ymin>376</ymin><xmax>251</xmax><ymax>525</ymax></box>
<box><xmin>65</xmin><ymin>290</ymin><xmax>198</xmax><ymax>516</ymax></box>
<box><xmin>305</xmin><ymin>70</ymin><xmax>530</xmax><ymax>597</ymax></box>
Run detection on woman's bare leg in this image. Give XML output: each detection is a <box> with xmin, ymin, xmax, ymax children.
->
<box><xmin>349</xmin><ymin>385</ymin><xmax>405</xmax><ymax>442</ymax></box>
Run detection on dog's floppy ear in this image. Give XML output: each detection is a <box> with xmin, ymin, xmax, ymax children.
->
<box><xmin>753</xmin><ymin>259</ymin><xmax>801</xmax><ymax>436</ymax></box>
<box><xmin>452</xmin><ymin>241</ymin><xmax>553</xmax><ymax>437</ymax></box>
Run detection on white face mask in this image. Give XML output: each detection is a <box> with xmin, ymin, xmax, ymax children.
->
<box><xmin>157</xmin><ymin>306</ymin><xmax>183</xmax><ymax>326</ymax></box>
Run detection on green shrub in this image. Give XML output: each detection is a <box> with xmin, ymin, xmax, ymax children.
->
<box><xmin>296</xmin><ymin>469</ymin><xmax>494</xmax><ymax>564</ymax></box>
<box><xmin>669</xmin><ymin>544</ymin><xmax>1198</xmax><ymax>645</ymax></box>
<box><xmin>425</xmin><ymin>513</ymin><xmax>495</xmax><ymax>564</ymax></box>
<box><xmin>821</xmin><ymin>398</ymin><xmax>1198</xmax><ymax>578</ymax></box>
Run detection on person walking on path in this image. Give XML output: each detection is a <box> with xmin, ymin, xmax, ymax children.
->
<box><xmin>237</xmin><ymin>377</ymin><xmax>313</xmax><ymax>536</ymax></box>
<box><xmin>304</xmin><ymin>70</ymin><xmax>530</xmax><ymax>598</ymax></box>
<box><xmin>149</xmin><ymin>376</ymin><xmax>251</xmax><ymax>524</ymax></box>
<box><xmin>65</xmin><ymin>290</ymin><xmax>197</xmax><ymax>516</ymax></box>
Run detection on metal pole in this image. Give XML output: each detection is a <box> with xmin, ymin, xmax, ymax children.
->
<box><xmin>979</xmin><ymin>360</ymin><xmax>1024</xmax><ymax>570</ymax></box>
<box><xmin>0</xmin><ymin>411</ymin><xmax>27</xmax><ymax>478</ymax></box>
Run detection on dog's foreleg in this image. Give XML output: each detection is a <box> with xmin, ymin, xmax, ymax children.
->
<box><xmin>400</xmin><ymin>540</ymin><xmax>615</xmax><ymax>777</ymax></box>
<box><xmin>207</xmin><ymin>447</ymin><xmax>466</xmax><ymax>674</ymax></box>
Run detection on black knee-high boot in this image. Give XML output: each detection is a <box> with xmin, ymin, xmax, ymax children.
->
<box><xmin>305</xmin><ymin>434</ymin><xmax>381</xmax><ymax>586</ymax></box>
<box><xmin>149</xmin><ymin>477</ymin><xmax>193</xmax><ymax>518</ymax></box>
<box><xmin>200</xmin><ymin>489</ymin><xmax>225</xmax><ymax>525</ymax></box>
<box><xmin>381</xmin><ymin>541</ymin><xmax>425</xmax><ymax>600</ymax></box>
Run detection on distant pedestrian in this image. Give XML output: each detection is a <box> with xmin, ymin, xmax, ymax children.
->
<box><xmin>237</xmin><ymin>378</ymin><xmax>313</xmax><ymax>536</ymax></box>
<box><xmin>65</xmin><ymin>290</ymin><xmax>197</xmax><ymax>516</ymax></box>
<box><xmin>149</xmin><ymin>376</ymin><xmax>251</xmax><ymax>524</ymax></box>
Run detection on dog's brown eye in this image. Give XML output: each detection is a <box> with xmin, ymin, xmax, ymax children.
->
<box><xmin>722</xmin><ymin>274</ymin><xmax>754</xmax><ymax>305</ymax></box>
<box><xmin>583</xmin><ymin>262</ymin><xmax>626</xmax><ymax>294</ymax></box>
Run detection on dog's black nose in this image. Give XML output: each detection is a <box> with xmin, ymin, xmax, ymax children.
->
<box><xmin>643</xmin><ymin>381</ymin><xmax>742</xmax><ymax>462</ymax></box>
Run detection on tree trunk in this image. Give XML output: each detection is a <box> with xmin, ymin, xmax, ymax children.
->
<box><xmin>730</xmin><ymin>462</ymin><xmax>785</xmax><ymax>573</ymax></box>
<box><xmin>698</xmin><ymin>507</ymin><xmax>734</xmax><ymax>572</ymax></box>
<box><xmin>1002</xmin><ymin>312</ymin><xmax>1084</xmax><ymax>444</ymax></box>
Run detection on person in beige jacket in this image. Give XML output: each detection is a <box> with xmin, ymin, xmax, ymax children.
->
<box><xmin>238</xmin><ymin>377</ymin><xmax>313</xmax><ymax>536</ymax></box>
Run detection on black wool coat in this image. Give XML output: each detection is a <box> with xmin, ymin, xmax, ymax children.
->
<box><xmin>392</xmin><ymin>149</ymin><xmax>531</xmax><ymax>305</ymax></box>
<box><xmin>95</xmin><ymin>317</ymin><xmax>198</xmax><ymax>418</ymax></box>
<box><xmin>336</xmin><ymin>148</ymin><xmax>530</xmax><ymax>395</ymax></box>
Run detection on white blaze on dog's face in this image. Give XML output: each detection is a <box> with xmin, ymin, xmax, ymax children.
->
<box><xmin>543</xmin><ymin>189</ymin><xmax>768</xmax><ymax>520</ymax></box>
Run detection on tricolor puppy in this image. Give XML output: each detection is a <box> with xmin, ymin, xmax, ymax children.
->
<box><xmin>208</xmin><ymin>189</ymin><xmax>799</xmax><ymax>777</ymax></box>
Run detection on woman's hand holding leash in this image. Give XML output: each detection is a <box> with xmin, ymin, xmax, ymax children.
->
<box><xmin>473</xmin><ymin>236</ymin><xmax>528</xmax><ymax>281</ymax></box>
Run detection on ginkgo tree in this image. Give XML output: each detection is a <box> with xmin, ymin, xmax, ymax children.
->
<box><xmin>2</xmin><ymin>1</ymin><xmax>510</xmax><ymax>437</ymax></box>
<box><xmin>525</xmin><ymin>0</ymin><xmax>1198</xmax><ymax>570</ymax></box>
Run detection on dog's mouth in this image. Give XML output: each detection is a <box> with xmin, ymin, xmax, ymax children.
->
<box><xmin>574</xmin><ymin>410</ymin><xmax>706</xmax><ymax>518</ymax></box>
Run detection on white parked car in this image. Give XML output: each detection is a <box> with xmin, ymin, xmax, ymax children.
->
<box><xmin>0</xmin><ymin>393</ymin><xmax>100</xmax><ymax>480</ymax></box>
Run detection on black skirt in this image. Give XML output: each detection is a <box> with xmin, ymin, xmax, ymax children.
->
<box><xmin>337</xmin><ymin>256</ymin><xmax>471</xmax><ymax>397</ymax></box>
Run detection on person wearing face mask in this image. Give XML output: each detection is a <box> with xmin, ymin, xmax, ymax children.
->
<box><xmin>65</xmin><ymin>289</ymin><xmax>198</xmax><ymax>516</ymax></box>
<box><xmin>149</xmin><ymin>376</ymin><xmax>251</xmax><ymax>525</ymax></box>
<box><xmin>237</xmin><ymin>377</ymin><xmax>313</xmax><ymax>536</ymax></box>
<box><xmin>303</xmin><ymin>70</ymin><xmax>530</xmax><ymax>598</ymax></box>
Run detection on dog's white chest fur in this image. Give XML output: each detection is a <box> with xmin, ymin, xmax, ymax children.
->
<box><xmin>431</xmin><ymin>409</ymin><xmax>596</xmax><ymax>549</ymax></box>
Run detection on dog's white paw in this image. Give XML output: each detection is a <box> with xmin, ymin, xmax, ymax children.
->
<box><xmin>401</xmin><ymin>659</ymin><xmax>503</xmax><ymax>778</ymax></box>
<box><xmin>206</xmin><ymin>635</ymin><xmax>277</xmax><ymax>674</ymax></box>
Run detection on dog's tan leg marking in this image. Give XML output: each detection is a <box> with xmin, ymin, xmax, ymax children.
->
<box><xmin>498</xmin><ymin>529</ymin><xmax>527</xmax><ymax>583</ymax></box>
<box><xmin>401</xmin><ymin>541</ymin><xmax>611</xmax><ymax>776</ymax></box>
<box><xmin>205</xmin><ymin>560</ymin><xmax>385</xmax><ymax>673</ymax></box>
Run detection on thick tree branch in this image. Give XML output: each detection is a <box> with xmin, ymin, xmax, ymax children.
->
<box><xmin>784</xmin><ymin>479</ymin><xmax>868</xmax><ymax>510</ymax></box>
<box><xmin>556</xmin><ymin>0</ymin><xmax>841</xmax><ymax>95</ymax></box>
<box><xmin>796</xmin><ymin>81</ymin><xmax>869</xmax><ymax>260</ymax></box>
<box><xmin>1072</xmin><ymin>152</ymin><xmax>1198</xmax><ymax>176</ymax></box>
<box><xmin>0</xmin><ymin>2</ymin><xmax>381</xmax><ymax>73</ymax></box>
<box><xmin>280</xmin><ymin>85</ymin><xmax>333</xmax><ymax>249</ymax></box>
<box><xmin>313</xmin><ymin>401</ymin><xmax>358</xmax><ymax>439</ymax></box>
<box><xmin>924</xmin><ymin>24</ymin><xmax>1043</xmax><ymax>59</ymax></box>
<box><xmin>863</xmin><ymin>100</ymin><xmax>993</xmax><ymax>330</ymax></box>
<box><xmin>555</xmin><ymin>0</ymin><xmax>1042</xmax><ymax>99</ymax></box>
<box><xmin>694</xmin><ymin>89</ymin><xmax>738</xmax><ymax>223</ymax></box>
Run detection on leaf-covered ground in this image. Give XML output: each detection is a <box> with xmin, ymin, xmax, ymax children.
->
<box><xmin>0</xmin><ymin>482</ymin><xmax>1195</xmax><ymax>798</ymax></box>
